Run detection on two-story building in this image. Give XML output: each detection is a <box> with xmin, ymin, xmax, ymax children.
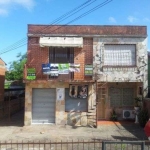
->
<box><xmin>24</xmin><ymin>25</ymin><xmax>147</xmax><ymax>127</ymax></box>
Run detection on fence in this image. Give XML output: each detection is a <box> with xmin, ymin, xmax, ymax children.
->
<box><xmin>0</xmin><ymin>140</ymin><xmax>101</xmax><ymax>150</ymax></box>
<box><xmin>0</xmin><ymin>140</ymin><xmax>150</xmax><ymax>150</ymax></box>
<box><xmin>0</xmin><ymin>98</ymin><xmax>24</xmax><ymax>120</ymax></box>
<box><xmin>0</xmin><ymin>88</ymin><xmax>25</xmax><ymax>120</ymax></box>
<box><xmin>102</xmin><ymin>141</ymin><xmax>150</xmax><ymax>150</ymax></box>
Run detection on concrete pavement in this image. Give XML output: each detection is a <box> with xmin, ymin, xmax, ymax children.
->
<box><xmin>0</xmin><ymin>110</ymin><xmax>148</xmax><ymax>142</ymax></box>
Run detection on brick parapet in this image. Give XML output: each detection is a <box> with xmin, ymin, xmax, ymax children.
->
<box><xmin>28</xmin><ymin>25</ymin><xmax>147</xmax><ymax>37</ymax></box>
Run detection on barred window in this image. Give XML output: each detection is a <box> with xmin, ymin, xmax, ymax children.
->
<box><xmin>49</xmin><ymin>47</ymin><xmax>74</xmax><ymax>63</ymax></box>
<box><xmin>104</xmin><ymin>45</ymin><xmax>136</xmax><ymax>66</ymax></box>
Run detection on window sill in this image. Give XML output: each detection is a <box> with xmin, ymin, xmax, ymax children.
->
<box><xmin>103</xmin><ymin>65</ymin><xmax>137</xmax><ymax>68</ymax></box>
<box><xmin>65</xmin><ymin>111</ymin><xmax>88</xmax><ymax>113</ymax></box>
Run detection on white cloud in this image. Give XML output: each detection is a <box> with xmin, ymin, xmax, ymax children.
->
<box><xmin>13</xmin><ymin>0</ymin><xmax>35</xmax><ymax>10</ymax></box>
<box><xmin>109</xmin><ymin>17</ymin><xmax>116</xmax><ymax>23</ymax></box>
<box><xmin>0</xmin><ymin>0</ymin><xmax>35</xmax><ymax>16</ymax></box>
<box><xmin>143</xmin><ymin>17</ymin><xmax>150</xmax><ymax>22</ymax></box>
<box><xmin>0</xmin><ymin>8</ymin><xmax>8</xmax><ymax>16</ymax></box>
<box><xmin>127</xmin><ymin>16</ymin><xmax>138</xmax><ymax>23</ymax></box>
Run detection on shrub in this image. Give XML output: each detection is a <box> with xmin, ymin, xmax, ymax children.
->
<box><xmin>110</xmin><ymin>109</ymin><xmax>118</xmax><ymax>121</ymax></box>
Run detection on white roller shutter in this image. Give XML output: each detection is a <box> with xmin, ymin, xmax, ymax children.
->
<box><xmin>32</xmin><ymin>88</ymin><xmax>55</xmax><ymax>124</ymax></box>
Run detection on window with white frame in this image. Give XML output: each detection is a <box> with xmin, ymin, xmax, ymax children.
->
<box><xmin>104</xmin><ymin>44</ymin><xmax>136</xmax><ymax>66</ymax></box>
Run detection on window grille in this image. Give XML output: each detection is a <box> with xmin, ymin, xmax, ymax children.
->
<box><xmin>104</xmin><ymin>45</ymin><xmax>136</xmax><ymax>66</ymax></box>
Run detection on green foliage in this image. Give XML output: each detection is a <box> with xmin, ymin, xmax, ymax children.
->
<box><xmin>4</xmin><ymin>82</ymin><xmax>11</xmax><ymax>89</ymax></box>
<box><xmin>5</xmin><ymin>53</ymin><xmax>27</xmax><ymax>81</ymax></box>
<box><xmin>110</xmin><ymin>109</ymin><xmax>118</xmax><ymax>121</ymax></box>
<box><xmin>138</xmin><ymin>109</ymin><xmax>149</xmax><ymax>128</ymax></box>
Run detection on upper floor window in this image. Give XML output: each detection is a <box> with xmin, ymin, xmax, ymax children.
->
<box><xmin>104</xmin><ymin>44</ymin><xmax>136</xmax><ymax>66</ymax></box>
<box><xmin>49</xmin><ymin>47</ymin><xmax>74</xmax><ymax>63</ymax></box>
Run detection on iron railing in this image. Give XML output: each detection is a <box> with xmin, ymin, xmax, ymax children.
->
<box><xmin>102</xmin><ymin>141</ymin><xmax>150</xmax><ymax>150</ymax></box>
<box><xmin>0</xmin><ymin>140</ymin><xmax>150</xmax><ymax>150</ymax></box>
<box><xmin>0</xmin><ymin>140</ymin><xmax>101</xmax><ymax>150</ymax></box>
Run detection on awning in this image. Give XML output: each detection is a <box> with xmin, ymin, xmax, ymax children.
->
<box><xmin>39</xmin><ymin>37</ymin><xmax>83</xmax><ymax>48</ymax></box>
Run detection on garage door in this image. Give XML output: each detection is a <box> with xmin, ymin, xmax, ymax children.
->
<box><xmin>32</xmin><ymin>88</ymin><xmax>55</xmax><ymax>124</ymax></box>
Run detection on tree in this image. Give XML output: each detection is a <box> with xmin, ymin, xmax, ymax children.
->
<box><xmin>5</xmin><ymin>53</ymin><xmax>27</xmax><ymax>81</ymax></box>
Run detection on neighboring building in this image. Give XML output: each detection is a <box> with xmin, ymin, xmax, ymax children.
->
<box><xmin>0</xmin><ymin>58</ymin><xmax>6</xmax><ymax>101</ymax></box>
<box><xmin>148</xmin><ymin>51</ymin><xmax>150</xmax><ymax>97</ymax></box>
<box><xmin>24</xmin><ymin>25</ymin><xmax>148</xmax><ymax>126</ymax></box>
<box><xmin>93</xmin><ymin>26</ymin><xmax>148</xmax><ymax>120</ymax></box>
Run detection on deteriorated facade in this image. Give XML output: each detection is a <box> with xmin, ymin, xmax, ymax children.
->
<box><xmin>24</xmin><ymin>25</ymin><xmax>147</xmax><ymax>126</ymax></box>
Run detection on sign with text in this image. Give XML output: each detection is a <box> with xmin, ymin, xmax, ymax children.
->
<box><xmin>58</xmin><ymin>64</ymin><xmax>69</xmax><ymax>74</ymax></box>
<box><xmin>85</xmin><ymin>64</ymin><xmax>93</xmax><ymax>76</ymax></box>
<box><xmin>42</xmin><ymin>63</ymin><xmax>51</xmax><ymax>74</ymax></box>
<box><xmin>69</xmin><ymin>63</ymin><xmax>80</xmax><ymax>72</ymax></box>
<box><xmin>26</xmin><ymin>68</ymin><xmax>36</xmax><ymax>80</ymax></box>
<box><xmin>50</xmin><ymin>64</ymin><xmax>59</xmax><ymax>76</ymax></box>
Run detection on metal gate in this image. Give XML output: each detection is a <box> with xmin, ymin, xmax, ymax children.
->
<box><xmin>32</xmin><ymin>88</ymin><xmax>55</xmax><ymax>124</ymax></box>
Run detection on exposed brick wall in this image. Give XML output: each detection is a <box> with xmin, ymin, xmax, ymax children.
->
<box><xmin>27</xmin><ymin>36</ymin><xmax>93</xmax><ymax>81</ymax></box>
<box><xmin>84</xmin><ymin>38</ymin><xmax>93</xmax><ymax>80</ymax></box>
<box><xmin>28</xmin><ymin>25</ymin><xmax>147</xmax><ymax>36</ymax></box>
<box><xmin>27</xmin><ymin>37</ymin><xmax>49</xmax><ymax>79</ymax></box>
<box><xmin>84</xmin><ymin>38</ymin><xmax>93</xmax><ymax>64</ymax></box>
<box><xmin>74</xmin><ymin>47</ymin><xmax>85</xmax><ymax>80</ymax></box>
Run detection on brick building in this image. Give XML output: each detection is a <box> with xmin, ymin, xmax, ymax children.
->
<box><xmin>24</xmin><ymin>25</ymin><xmax>148</xmax><ymax>126</ymax></box>
<box><xmin>0</xmin><ymin>58</ymin><xmax>6</xmax><ymax>101</ymax></box>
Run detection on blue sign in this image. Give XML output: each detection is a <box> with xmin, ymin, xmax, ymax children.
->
<box><xmin>42</xmin><ymin>63</ymin><xmax>51</xmax><ymax>74</ymax></box>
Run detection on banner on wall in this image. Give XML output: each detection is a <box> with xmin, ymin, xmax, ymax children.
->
<box><xmin>26</xmin><ymin>68</ymin><xmax>36</xmax><ymax>80</ymax></box>
<box><xmin>58</xmin><ymin>64</ymin><xmax>69</xmax><ymax>74</ymax></box>
<box><xmin>42</xmin><ymin>63</ymin><xmax>81</xmax><ymax>75</ymax></box>
<box><xmin>56</xmin><ymin>88</ymin><xmax>64</xmax><ymax>101</ymax></box>
<box><xmin>69</xmin><ymin>63</ymin><xmax>80</xmax><ymax>72</ymax></box>
<box><xmin>85</xmin><ymin>64</ymin><xmax>93</xmax><ymax>76</ymax></box>
<box><xmin>42</xmin><ymin>63</ymin><xmax>51</xmax><ymax>74</ymax></box>
<box><xmin>50</xmin><ymin>64</ymin><xmax>59</xmax><ymax>76</ymax></box>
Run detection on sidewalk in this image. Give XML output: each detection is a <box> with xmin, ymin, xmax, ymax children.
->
<box><xmin>0</xmin><ymin>110</ymin><xmax>148</xmax><ymax>141</ymax></box>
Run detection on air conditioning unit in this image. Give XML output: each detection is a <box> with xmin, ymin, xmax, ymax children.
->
<box><xmin>123</xmin><ymin>110</ymin><xmax>135</xmax><ymax>119</ymax></box>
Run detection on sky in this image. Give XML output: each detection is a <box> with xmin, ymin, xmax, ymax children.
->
<box><xmin>0</xmin><ymin>0</ymin><xmax>150</xmax><ymax>68</ymax></box>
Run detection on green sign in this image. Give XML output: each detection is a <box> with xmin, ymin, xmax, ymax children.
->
<box><xmin>58</xmin><ymin>64</ymin><xmax>69</xmax><ymax>74</ymax></box>
<box><xmin>85</xmin><ymin>65</ymin><xmax>93</xmax><ymax>76</ymax></box>
<box><xmin>26</xmin><ymin>68</ymin><xmax>36</xmax><ymax>80</ymax></box>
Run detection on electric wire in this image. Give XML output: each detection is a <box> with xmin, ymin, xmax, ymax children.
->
<box><xmin>0</xmin><ymin>0</ymin><xmax>97</xmax><ymax>54</ymax></box>
<box><xmin>0</xmin><ymin>0</ymin><xmax>113</xmax><ymax>55</ymax></box>
<box><xmin>33</xmin><ymin>0</ymin><xmax>97</xmax><ymax>34</ymax></box>
<box><xmin>45</xmin><ymin>0</ymin><xmax>112</xmax><ymax>34</ymax></box>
